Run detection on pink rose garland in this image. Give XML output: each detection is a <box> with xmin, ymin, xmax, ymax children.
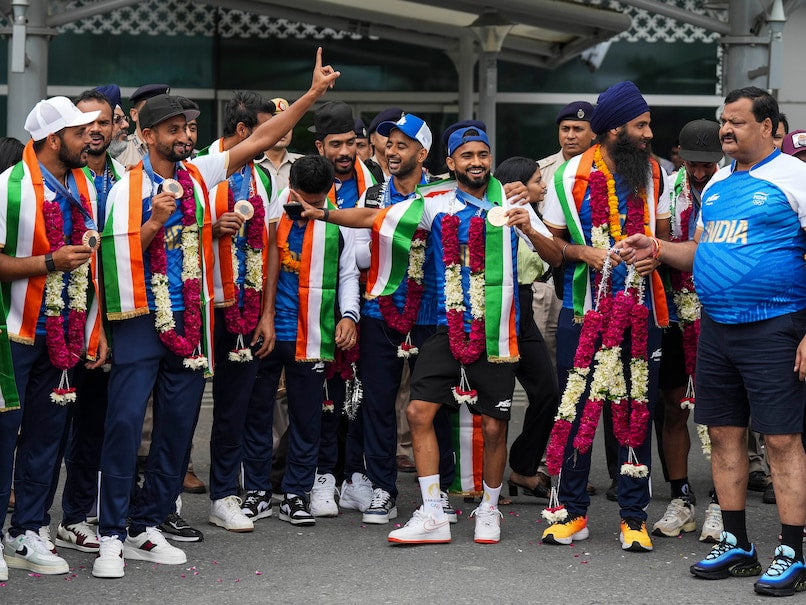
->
<box><xmin>378</xmin><ymin>228</ymin><xmax>427</xmax><ymax>335</ymax></box>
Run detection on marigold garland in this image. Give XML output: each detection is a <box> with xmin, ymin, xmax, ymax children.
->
<box><xmin>543</xmin><ymin>148</ymin><xmax>654</xmax><ymax>521</ymax></box>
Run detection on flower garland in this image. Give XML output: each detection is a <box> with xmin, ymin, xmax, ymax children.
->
<box><xmin>148</xmin><ymin>168</ymin><xmax>207</xmax><ymax>370</ymax></box>
<box><xmin>280</xmin><ymin>242</ymin><xmax>301</xmax><ymax>274</ymax></box>
<box><xmin>378</xmin><ymin>228</ymin><xmax>427</xmax><ymax>357</ymax></box>
<box><xmin>43</xmin><ymin>195</ymin><xmax>91</xmax><ymax>404</ymax></box>
<box><xmin>670</xmin><ymin>171</ymin><xmax>709</xmax><ymax>456</ymax></box>
<box><xmin>442</xmin><ymin>213</ymin><xmax>486</xmax><ymax>404</ymax></box>
<box><xmin>543</xmin><ymin>148</ymin><xmax>652</xmax><ymax>522</ymax></box>
<box><xmin>224</xmin><ymin>186</ymin><xmax>265</xmax><ymax>363</ymax></box>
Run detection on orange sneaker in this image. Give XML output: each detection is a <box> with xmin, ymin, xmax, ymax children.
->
<box><xmin>542</xmin><ymin>515</ymin><xmax>588</xmax><ymax>545</ymax></box>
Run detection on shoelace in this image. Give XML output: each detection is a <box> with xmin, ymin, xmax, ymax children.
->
<box><xmin>766</xmin><ymin>551</ymin><xmax>796</xmax><ymax>577</ymax></box>
<box><xmin>703</xmin><ymin>506</ymin><xmax>721</xmax><ymax>529</ymax></box>
<box><xmin>624</xmin><ymin>518</ymin><xmax>645</xmax><ymax>532</ymax></box>
<box><xmin>24</xmin><ymin>531</ymin><xmax>52</xmax><ymax>555</ymax></box>
<box><xmin>224</xmin><ymin>495</ymin><xmax>244</xmax><ymax>509</ymax></box>
<box><xmin>706</xmin><ymin>539</ymin><xmax>737</xmax><ymax>560</ymax></box>
<box><xmin>469</xmin><ymin>507</ymin><xmax>502</xmax><ymax>525</ymax></box>
<box><xmin>661</xmin><ymin>501</ymin><xmax>689</xmax><ymax>522</ymax></box>
<box><xmin>244</xmin><ymin>492</ymin><xmax>261</xmax><ymax>507</ymax></box>
<box><xmin>369</xmin><ymin>490</ymin><xmax>390</xmax><ymax>508</ymax></box>
<box><xmin>144</xmin><ymin>527</ymin><xmax>165</xmax><ymax>545</ymax></box>
<box><xmin>98</xmin><ymin>536</ymin><xmax>121</xmax><ymax>555</ymax></box>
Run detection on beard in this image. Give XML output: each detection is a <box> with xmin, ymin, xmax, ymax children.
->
<box><xmin>455</xmin><ymin>166</ymin><xmax>489</xmax><ymax>190</ymax></box>
<box><xmin>58</xmin><ymin>144</ymin><xmax>88</xmax><ymax>169</ymax></box>
<box><xmin>608</xmin><ymin>129</ymin><xmax>650</xmax><ymax>192</ymax></box>
<box><xmin>108</xmin><ymin>138</ymin><xmax>128</xmax><ymax>157</ymax></box>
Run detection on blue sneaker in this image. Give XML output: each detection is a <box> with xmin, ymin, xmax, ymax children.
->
<box><xmin>690</xmin><ymin>531</ymin><xmax>762</xmax><ymax>579</ymax></box>
<box><xmin>754</xmin><ymin>545</ymin><xmax>806</xmax><ymax>597</ymax></box>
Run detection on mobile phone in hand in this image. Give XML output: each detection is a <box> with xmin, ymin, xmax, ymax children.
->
<box><xmin>284</xmin><ymin>202</ymin><xmax>304</xmax><ymax>220</ymax></box>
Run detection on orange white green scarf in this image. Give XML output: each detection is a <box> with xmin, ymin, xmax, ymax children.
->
<box><xmin>276</xmin><ymin>203</ymin><xmax>341</xmax><ymax>362</ymax></box>
<box><xmin>101</xmin><ymin>160</ymin><xmax>215</xmax><ymax>372</ymax></box>
<box><xmin>0</xmin><ymin>141</ymin><xmax>102</xmax><ymax>357</ymax></box>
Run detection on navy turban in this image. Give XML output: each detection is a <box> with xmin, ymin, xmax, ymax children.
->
<box><xmin>590</xmin><ymin>81</ymin><xmax>649</xmax><ymax>135</ymax></box>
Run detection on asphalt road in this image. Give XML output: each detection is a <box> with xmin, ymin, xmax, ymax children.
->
<box><xmin>1</xmin><ymin>385</ymin><xmax>786</xmax><ymax>604</ymax></box>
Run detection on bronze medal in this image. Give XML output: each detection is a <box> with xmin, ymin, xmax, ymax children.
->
<box><xmin>82</xmin><ymin>229</ymin><xmax>100</xmax><ymax>250</ymax></box>
<box><xmin>161</xmin><ymin>178</ymin><xmax>183</xmax><ymax>199</ymax></box>
<box><xmin>487</xmin><ymin>206</ymin><xmax>508</xmax><ymax>227</ymax></box>
<box><xmin>234</xmin><ymin>200</ymin><xmax>255</xmax><ymax>220</ymax></box>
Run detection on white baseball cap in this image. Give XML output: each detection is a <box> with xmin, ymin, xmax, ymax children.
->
<box><xmin>24</xmin><ymin>96</ymin><xmax>100</xmax><ymax>141</ymax></box>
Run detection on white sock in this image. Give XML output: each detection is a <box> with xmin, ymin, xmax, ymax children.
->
<box><xmin>481</xmin><ymin>481</ymin><xmax>501</xmax><ymax>509</ymax></box>
<box><xmin>418</xmin><ymin>474</ymin><xmax>445</xmax><ymax>520</ymax></box>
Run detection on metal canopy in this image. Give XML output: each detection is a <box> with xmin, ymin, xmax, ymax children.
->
<box><xmin>203</xmin><ymin>0</ymin><xmax>632</xmax><ymax>69</ymax></box>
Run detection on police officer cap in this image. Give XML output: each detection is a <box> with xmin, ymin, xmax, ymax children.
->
<box><xmin>130</xmin><ymin>84</ymin><xmax>171</xmax><ymax>106</ymax></box>
<box><xmin>556</xmin><ymin>101</ymin><xmax>594</xmax><ymax>124</ymax></box>
<box><xmin>368</xmin><ymin>108</ymin><xmax>405</xmax><ymax>136</ymax></box>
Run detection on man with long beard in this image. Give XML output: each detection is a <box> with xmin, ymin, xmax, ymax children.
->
<box><xmin>540</xmin><ymin>81</ymin><xmax>670</xmax><ymax>553</ymax></box>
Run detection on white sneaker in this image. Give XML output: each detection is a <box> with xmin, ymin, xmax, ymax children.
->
<box><xmin>387</xmin><ymin>507</ymin><xmax>451</xmax><ymax>544</ymax></box>
<box><xmin>362</xmin><ymin>488</ymin><xmax>398</xmax><ymax>524</ymax></box>
<box><xmin>339</xmin><ymin>473</ymin><xmax>373</xmax><ymax>512</ymax></box>
<box><xmin>91</xmin><ymin>536</ymin><xmax>124</xmax><ymax>578</ymax></box>
<box><xmin>3</xmin><ymin>530</ymin><xmax>69</xmax><ymax>574</ymax></box>
<box><xmin>0</xmin><ymin>543</ymin><xmax>7</xmax><ymax>581</ymax></box>
<box><xmin>310</xmin><ymin>473</ymin><xmax>339</xmax><ymax>517</ymax></box>
<box><xmin>56</xmin><ymin>521</ymin><xmax>100</xmax><ymax>552</ymax></box>
<box><xmin>39</xmin><ymin>525</ymin><xmax>57</xmax><ymax>554</ymax></box>
<box><xmin>209</xmin><ymin>496</ymin><xmax>254</xmax><ymax>532</ymax></box>
<box><xmin>441</xmin><ymin>491</ymin><xmax>458</xmax><ymax>524</ymax></box>
<box><xmin>652</xmin><ymin>498</ymin><xmax>697</xmax><ymax>537</ymax></box>
<box><xmin>699</xmin><ymin>503</ymin><xmax>724</xmax><ymax>543</ymax></box>
<box><xmin>470</xmin><ymin>505</ymin><xmax>503</xmax><ymax>544</ymax></box>
<box><xmin>123</xmin><ymin>527</ymin><xmax>186</xmax><ymax>565</ymax></box>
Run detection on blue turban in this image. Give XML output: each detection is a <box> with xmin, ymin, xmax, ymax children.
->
<box><xmin>589</xmin><ymin>81</ymin><xmax>649</xmax><ymax>135</ymax></box>
<box><xmin>95</xmin><ymin>84</ymin><xmax>122</xmax><ymax>110</ymax></box>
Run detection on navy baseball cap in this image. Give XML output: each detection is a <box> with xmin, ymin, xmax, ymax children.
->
<box><xmin>556</xmin><ymin>101</ymin><xmax>594</xmax><ymax>124</ymax></box>
<box><xmin>376</xmin><ymin>114</ymin><xmax>432</xmax><ymax>152</ymax></box>
<box><xmin>447</xmin><ymin>127</ymin><xmax>490</xmax><ymax>156</ymax></box>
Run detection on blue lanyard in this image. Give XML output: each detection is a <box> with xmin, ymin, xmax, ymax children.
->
<box><xmin>455</xmin><ymin>189</ymin><xmax>493</xmax><ymax>212</ymax></box>
<box><xmin>39</xmin><ymin>163</ymin><xmax>97</xmax><ymax>231</ymax></box>
<box><xmin>230</xmin><ymin>165</ymin><xmax>252</xmax><ymax>201</ymax></box>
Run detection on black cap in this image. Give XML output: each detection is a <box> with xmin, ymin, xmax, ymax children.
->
<box><xmin>354</xmin><ymin>117</ymin><xmax>368</xmax><ymax>139</ymax></box>
<box><xmin>368</xmin><ymin>107</ymin><xmax>404</xmax><ymax>135</ymax></box>
<box><xmin>308</xmin><ymin>101</ymin><xmax>354</xmax><ymax>137</ymax></box>
<box><xmin>130</xmin><ymin>84</ymin><xmax>170</xmax><ymax>106</ymax></box>
<box><xmin>678</xmin><ymin>119</ymin><xmax>722</xmax><ymax>163</ymax></box>
<box><xmin>175</xmin><ymin>96</ymin><xmax>200</xmax><ymax>112</ymax></box>
<box><xmin>441</xmin><ymin>119</ymin><xmax>486</xmax><ymax>147</ymax></box>
<box><xmin>139</xmin><ymin>94</ymin><xmax>201</xmax><ymax>130</ymax></box>
<box><xmin>556</xmin><ymin>101</ymin><xmax>594</xmax><ymax>124</ymax></box>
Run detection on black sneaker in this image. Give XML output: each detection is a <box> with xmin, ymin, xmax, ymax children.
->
<box><xmin>278</xmin><ymin>495</ymin><xmax>315</xmax><ymax>526</ymax></box>
<box><xmin>747</xmin><ymin>470</ymin><xmax>769</xmax><ymax>492</ymax></box>
<box><xmin>158</xmin><ymin>512</ymin><xmax>204</xmax><ymax>542</ymax></box>
<box><xmin>606</xmin><ymin>479</ymin><xmax>618</xmax><ymax>502</ymax></box>
<box><xmin>241</xmin><ymin>490</ymin><xmax>273</xmax><ymax>520</ymax></box>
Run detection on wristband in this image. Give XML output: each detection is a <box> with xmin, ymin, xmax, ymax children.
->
<box><xmin>44</xmin><ymin>253</ymin><xmax>56</xmax><ymax>272</ymax></box>
<box><xmin>561</xmin><ymin>243</ymin><xmax>570</xmax><ymax>263</ymax></box>
<box><xmin>321</xmin><ymin>208</ymin><xmax>330</xmax><ymax>222</ymax></box>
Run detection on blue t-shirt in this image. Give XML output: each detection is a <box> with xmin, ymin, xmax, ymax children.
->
<box><xmin>561</xmin><ymin>173</ymin><xmax>653</xmax><ymax>311</ymax></box>
<box><xmin>335</xmin><ymin>176</ymin><xmax>359</xmax><ymax>209</ymax></box>
<box><xmin>694</xmin><ymin>150</ymin><xmax>806</xmax><ymax>323</ymax></box>
<box><xmin>362</xmin><ymin>177</ymin><xmax>439</xmax><ymax>326</ymax></box>
<box><xmin>275</xmin><ymin>222</ymin><xmax>305</xmax><ymax>342</ymax></box>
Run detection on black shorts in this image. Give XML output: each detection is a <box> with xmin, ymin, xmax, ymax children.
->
<box><xmin>410</xmin><ymin>329</ymin><xmax>516</xmax><ymax>420</ymax></box>
<box><xmin>694</xmin><ymin>310</ymin><xmax>806</xmax><ymax>435</ymax></box>
<box><xmin>658</xmin><ymin>323</ymin><xmax>688</xmax><ymax>391</ymax></box>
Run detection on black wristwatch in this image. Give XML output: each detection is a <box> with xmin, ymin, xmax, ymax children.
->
<box><xmin>45</xmin><ymin>253</ymin><xmax>56</xmax><ymax>272</ymax></box>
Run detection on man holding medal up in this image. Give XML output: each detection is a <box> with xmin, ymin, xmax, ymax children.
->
<box><xmin>94</xmin><ymin>49</ymin><xmax>340</xmax><ymax>579</ymax></box>
<box><xmin>299</xmin><ymin>125</ymin><xmax>561</xmax><ymax>545</ymax></box>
